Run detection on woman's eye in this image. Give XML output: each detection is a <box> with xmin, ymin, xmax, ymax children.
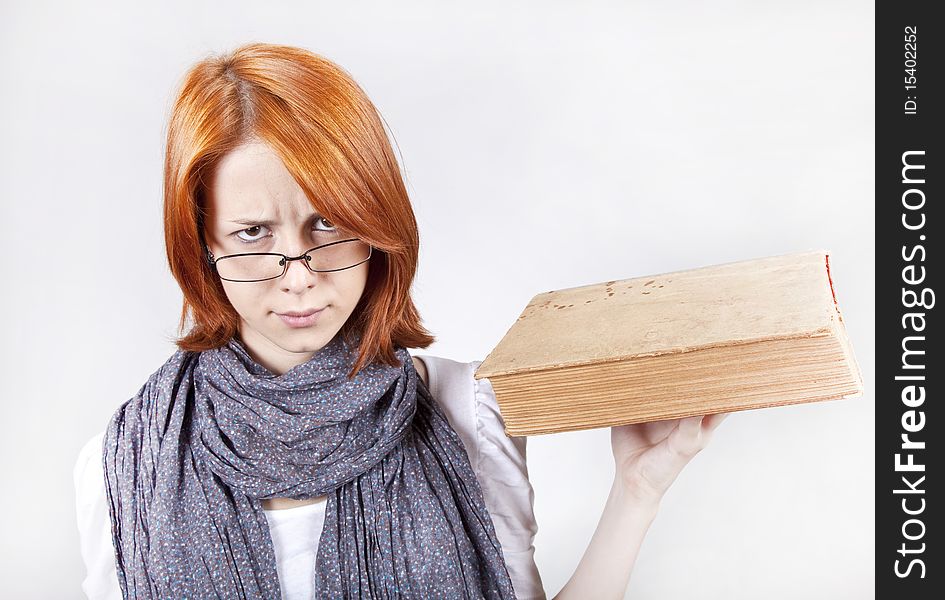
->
<box><xmin>315</xmin><ymin>217</ymin><xmax>337</xmax><ymax>232</ymax></box>
<box><xmin>236</xmin><ymin>225</ymin><xmax>270</xmax><ymax>242</ymax></box>
<box><xmin>233</xmin><ymin>218</ymin><xmax>334</xmax><ymax>243</ymax></box>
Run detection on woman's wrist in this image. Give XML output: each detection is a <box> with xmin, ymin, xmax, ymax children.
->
<box><xmin>610</xmin><ymin>476</ymin><xmax>662</xmax><ymax>520</ymax></box>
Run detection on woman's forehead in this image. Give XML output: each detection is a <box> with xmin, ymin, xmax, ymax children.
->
<box><xmin>208</xmin><ymin>142</ymin><xmax>317</xmax><ymax>223</ymax></box>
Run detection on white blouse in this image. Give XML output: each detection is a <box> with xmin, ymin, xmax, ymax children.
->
<box><xmin>73</xmin><ymin>355</ymin><xmax>547</xmax><ymax>600</ymax></box>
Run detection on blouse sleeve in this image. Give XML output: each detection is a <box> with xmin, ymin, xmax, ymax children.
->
<box><xmin>470</xmin><ymin>361</ymin><xmax>546</xmax><ymax>600</ymax></box>
<box><xmin>415</xmin><ymin>354</ymin><xmax>546</xmax><ymax>600</ymax></box>
<box><xmin>73</xmin><ymin>431</ymin><xmax>122</xmax><ymax>600</ymax></box>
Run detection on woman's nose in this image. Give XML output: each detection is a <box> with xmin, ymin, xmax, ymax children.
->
<box><xmin>280</xmin><ymin>255</ymin><xmax>319</xmax><ymax>292</ymax></box>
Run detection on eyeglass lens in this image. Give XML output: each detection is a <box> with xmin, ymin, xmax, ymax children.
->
<box><xmin>214</xmin><ymin>239</ymin><xmax>371</xmax><ymax>282</ymax></box>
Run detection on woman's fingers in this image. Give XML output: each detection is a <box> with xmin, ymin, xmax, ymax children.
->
<box><xmin>702</xmin><ymin>412</ymin><xmax>730</xmax><ymax>432</ymax></box>
<box><xmin>678</xmin><ymin>415</ymin><xmax>705</xmax><ymax>437</ymax></box>
<box><xmin>667</xmin><ymin>416</ymin><xmax>705</xmax><ymax>457</ymax></box>
<box><xmin>668</xmin><ymin>413</ymin><xmax>731</xmax><ymax>457</ymax></box>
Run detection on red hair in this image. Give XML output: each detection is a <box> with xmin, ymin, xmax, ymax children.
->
<box><xmin>163</xmin><ymin>43</ymin><xmax>434</xmax><ymax>377</ymax></box>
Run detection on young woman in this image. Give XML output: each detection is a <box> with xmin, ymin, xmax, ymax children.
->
<box><xmin>74</xmin><ymin>43</ymin><xmax>728</xmax><ymax>599</ymax></box>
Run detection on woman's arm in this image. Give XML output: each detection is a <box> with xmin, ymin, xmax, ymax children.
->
<box><xmin>552</xmin><ymin>479</ymin><xmax>658</xmax><ymax>599</ymax></box>
<box><xmin>553</xmin><ymin>414</ymin><xmax>729</xmax><ymax>599</ymax></box>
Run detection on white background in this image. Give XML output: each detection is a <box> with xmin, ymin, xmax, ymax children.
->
<box><xmin>0</xmin><ymin>1</ymin><xmax>874</xmax><ymax>598</ymax></box>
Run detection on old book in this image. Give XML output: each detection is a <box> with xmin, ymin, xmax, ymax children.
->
<box><xmin>473</xmin><ymin>250</ymin><xmax>864</xmax><ymax>436</ymax></box>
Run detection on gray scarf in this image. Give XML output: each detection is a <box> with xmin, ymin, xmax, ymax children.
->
<box><xmin>103</xmin><ymin>332</ymin><xmax>517</xmax><ymax>599</ymax></box>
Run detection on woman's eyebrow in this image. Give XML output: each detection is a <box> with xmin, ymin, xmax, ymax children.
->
<box><xmin>227</xmin><ymin>213</ymin><xmax>322</xmax><ymax>227</ymax></box>
<box><xmin>229</xmin><ymin>217</ymin><xmax>277</xmax><ymax>227</ymax></box>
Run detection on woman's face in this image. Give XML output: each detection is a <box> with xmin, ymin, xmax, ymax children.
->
<box><xmin>203</xmin><ymin>140</ymin><xmax>370</xmax><ymax>375</ymax></box>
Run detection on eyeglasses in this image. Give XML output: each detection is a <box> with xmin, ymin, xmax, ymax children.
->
<box><xmin>206</xmin><ymin>239</ymin><xmax>373</xmax><ymax>282</ymax></box>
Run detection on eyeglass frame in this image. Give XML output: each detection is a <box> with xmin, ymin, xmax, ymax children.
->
<box><xmin>205</xmin><ymin>238</ymin><xmax>374</xmax><ymax>283</ymax></box>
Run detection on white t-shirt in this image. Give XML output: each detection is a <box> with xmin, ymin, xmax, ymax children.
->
<box><xmin>73</xmin><ymin>355</ymin><xmax>547</xmax><ymax>600</ymax></box>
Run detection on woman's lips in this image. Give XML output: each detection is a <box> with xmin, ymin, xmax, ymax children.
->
<box><xmin>276</xmin><ymin>308</ymin><xmax>325</xmax><ymax>328</ymax></box>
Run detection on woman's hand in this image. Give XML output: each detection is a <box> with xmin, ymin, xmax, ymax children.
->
<box><xmin>610</xmin><ymin>413</ymin><xmax>730</xmax><ymax>507</ymax></box>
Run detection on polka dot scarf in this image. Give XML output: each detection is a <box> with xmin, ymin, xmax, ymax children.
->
<box><xmin>103</xmin><ymin>332</ymin><xmax>517</xmax><ymax>599</ymax></box>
